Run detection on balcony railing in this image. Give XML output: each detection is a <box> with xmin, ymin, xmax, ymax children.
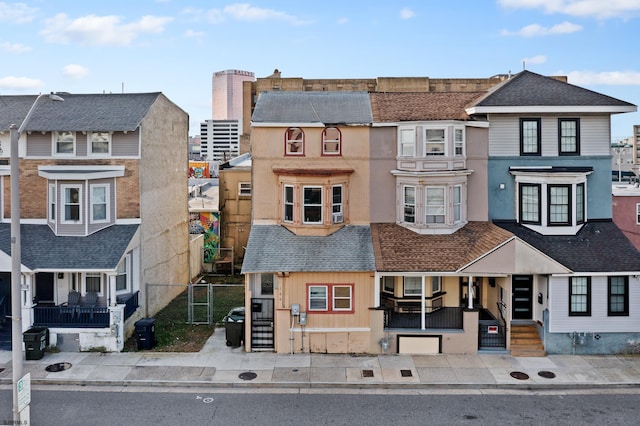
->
<box><xmin>384</xmin><ymin>306</ymin><xmax>463</xmax><ymax>329</ymax></box>
<box><xmin>33</xmin><ymin>306</ymin><xmax>110</xmax><ymax>328</ymax></box>
<box><xmin>117</xmin><ymin>291</ymin><xmax>140</xmax><ymax>320</ymax></box>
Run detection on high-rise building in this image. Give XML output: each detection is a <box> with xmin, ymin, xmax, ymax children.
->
<box><xmin>200</xmin><ymin>119</ymin><xmax>239</xmax><ymax>162</ymax></box>
<box><xmin>212</xmin><ymin>69</ymin><xmax>255</xmax><ymax>123</ymax></box>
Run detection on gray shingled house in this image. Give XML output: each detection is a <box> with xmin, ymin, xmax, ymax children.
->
<box><xmin>0</xmin><ymin>93</ymin><xmax>190</xmax><ymax>351</ymax></box>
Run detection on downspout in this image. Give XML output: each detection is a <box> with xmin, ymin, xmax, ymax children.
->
<box><xmin>468</xmin><ymin>275</ymin><xmax>474</xmax><ymax>310</ymax></box>
<box><xmin>421</xmin><ymin>275</ymin><xmax>426</xmax><ymax>330</ymax></box>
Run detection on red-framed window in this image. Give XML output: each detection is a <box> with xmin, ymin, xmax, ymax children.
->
<box><xmin>307</xmin><ymin>283</ymin><xmax>354</xmax><ymax>313</ymax></box>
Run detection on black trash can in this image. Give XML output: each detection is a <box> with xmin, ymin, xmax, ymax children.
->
<box><xmin>224</xmin><ymin>307</ymin><xmax>245</xmax><ymax>347</ymax></box>
<box><xmin>23</xmin><ymin>327</ymin><xmax>49</xmax><ymax>360</ymax></box>
<box><xmin>134</xmin><ymin>318</ymin><xmax>156</xmax><ymax>350</ymax></box>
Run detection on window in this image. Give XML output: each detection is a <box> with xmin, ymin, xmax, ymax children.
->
<box><xmin>90</xmin><ymin>184</ymin><xmax>109</xmax><ymax>223</ymax></box>
<box><xmin>322</xmin><ymin>127</ymin><xmax>341</xmax><ymax>155</ymax></box>
<box><xmin>303</xmin><ymin>186</ymin><xmax>322</xmax><ymax>224</ymax></box>
<box><xmin>431</xmin><ymin>276</ymin><xmax>441</xmax><ymax>294</ymax></box>
<box><xmin>332</xmin><ymin>185</ymin><xmax>343</xmax><ymax>223</ymax></box>
<box><xmin>636</xmin><ymin>203</ymin><xmax>640</xmax><ymax>225</ymax></box>
<box><xmin>548</xmin><ymin>185</ymin><xmax>570</xmax><ymax>225</ymax></box>
<box><xmin>520</xmin><ymin>118</ymin><xmax>541</xmax><ymax>155</ymax></box>
<box><xmin>90</xmin><ymin>131</ymin><xmax>110</xmax><ymax>155</ymax></box>
<box><xmin>399</xmin><ymin>128</ymin><xmax>415</xmax><ymax>157</ymax></box>
<box><xmin>569</xmin><ymin>276</ymin><xmax>591</xmax><ymax>316</ymax></box>
<box><xmin>285</xmin><ymin>127</ymin><xmax>304</xmax><ymax>155</ymax></box>
<box><xmin>261</xmin><ymin>274</ymin><xmax>274</xmax><ymax>295</ymax></box>
<box><xmin>520</xmin><ymin>183</ymin><xmax>541</xmax><ymax>224</ymax></box>
<box><xmin>453</xmin><ymin>185</ymin><xmax>462</xmax><ymax>223</ymax></box>
<box><xmin>239</xmin><ymin>182</ymin><xmax>252</xmax><ymax>196</ymax></box>
<box><xmin>48</xmin><ymin>184</ymin><xmax>56</xmax><ymax>222</ymax></box>
<box><xmin>383</xmin><ymin>276</ymin><xmax>395</xmax><ymax>293</ymax></box>
<box><xmin>558</xmin><ymin>119</ymin><xmax>579</xmax><ymax>155</ymax></box>
<box><xmin>54</xmin><ymin>131</ymin><xmax>75</xmax><ymax>155</ymax></box>
<box><xmin>404</xmin><ymin>277</ymin><xmax>421</xmax><ymax>296</ymax></box>
<box><xmin>116</xmin><ymin>257</ymin><xmax>128</xmax><ymax>292</ymax></box>
<box><xmin>85</xmin><ymin>272</ymin><xmax>102</xmax><ymax>294</ymax></box>
<box><xmin>454</xmin><ymin>128</ymin><xmax>464</xmax><ymax>156</ymax></box>
<box><xmin>425</xmin><ymin>128</ymin><xmax>446</xmax><ymax>156</ymax></box>
<box><xmin>576</xmin><ymin>183</ymin><xmax>585</xmax><ymax>224</ymax></box>
<box><xmin>403</xmin><ymin>186</ymin><xmax>416</xmax><ymax>223</ymax></box>
<box><xmin>62</xmin><ymin>185</ymin><xmax>81</xmax><ymax>223</ymax></box>
<box><xmin>307</xmin><ymin>283</ymin><xmax>354</xmax><ymax>313</ymax></box>
<box><xmin>284</xmin><ymin>185</ymin><xmax>294</xmax><ymax>222</ymax></box>
<box><xmin>425</xmin><ymin>187</ymin><xmax>445</xmax><ymax>223</ymax></box>
<box><xmin>608</xmin><ymin>276</ymin><xmax>629</xmax><ymax>316</ymax></box>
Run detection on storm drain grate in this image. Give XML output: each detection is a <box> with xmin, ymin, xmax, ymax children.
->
<box><xmin>362</xmin><ymin>369</ymin><xmax>374</xmax><ymax>378</ymax></box>
<box><xmin>400</xmin><ymin>369</ymin><xmax>413</xmax><ymax>377</ymax></box>
<box><xmin>238</xmin><ymin>372</ymin><xmax>257</xmax><ymax>380</ymax></box>
<box><xmin>538</xmin><ymin>370</ymin><xmax>556</xmax><ymax>379</ymax></box>
<box><xmin>509</xmin><ymin>371</ymin><xmax>529</xmax><ymax>380</ymax></box>
<box><xmin>46</xmin><ymin>362</ymin><xmax>72</xmax><ymax>372</ymax></box>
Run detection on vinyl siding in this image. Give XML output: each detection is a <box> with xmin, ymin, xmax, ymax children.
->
<box><xmin>87</xmin><ymin>178</ymin><xmax>116</xmax><ymax>235</ymax></box>
<box><xmin>26</xmin><ymin>132</ymin><xmax>52</xmax><ymax>156</ymax></box>
<box><xmin>112</xmin><ymin>129</ymin><xmax>140</xmax><ymax>157</ymax></box>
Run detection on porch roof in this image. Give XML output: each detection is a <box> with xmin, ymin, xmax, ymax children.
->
<box><xmin>0</xmin><ymin>224</ymin><xmax>139</xmax><ymax>271</ymax></box>
<box><xmin>241</xmin><ymin>225</ymin><xmax>375</xmax><ymax>273</ymax></box>
<box><xmin>494</xmin><ymin>220</ymin><xmax>640</xmax><ymax>273</ymax></box>
<box><xmin>370</xmin><ymin>222</ymin><xmax>514</xmax><ymax>272</ymax></box>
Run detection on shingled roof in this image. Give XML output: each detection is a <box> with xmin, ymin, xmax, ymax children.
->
<box><xmin>370</xmin><ymin>222</ymin><xmax>514</xmax><ymax>272</ymax></box>
<box><xmin>469</xmin><ymin>70</ymin><xmax>636</xmax><ymax>111</ymax></box>
<box><xmin>251</xmin><ymin>91</ymin><xmax>372</xmax><ymax>125</ymax></box>
<box><xmin>370</xmin><ymin>92</ymin><xmax>485</xmax><ymax>122</ymax></box>
<box><xmin>494</xmin><ymin>220</ymin><xmax>640</xmax><ymax>273</ymax></box>
<box><xmin>0</xmin><ymin>224</ymin><xmax>139</xmax><ymax>271</ymax></box>
<box><xmin>0</xmin><ymin>93</ymin><xmax>164</xmax><ymax>132</ymax></box>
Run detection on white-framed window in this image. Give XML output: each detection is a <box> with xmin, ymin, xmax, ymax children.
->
<box><xmin>425</xmin><ymin>187</ymin><xmax>445</xmax><ymax>224</ymax></box>
<box><xmin>403</xmin><ymin>185</ymin><xmax>416</xmax><ymax>223</ymax></box>
<box><xmin>90</xmin><ymin>184</ymin><xmax>109</xmax><ymax>223</ymax></box>
<box><xmin>399</xmin><ymin>128</ymin><xmax>415</xmax><ymax>157</ymax></box>
<box><xmin>54</xmin><ymin>131</ymin><xmax>75</xmax><ymax>155</ymax></box>
<box><xmin>308</xmin><ymin>284</ymin><xmax>353</xmax><ymax>313</ymax></box>
<box><xmin>85</xmin><ymin>272</ymin><xmax>102</xmax><ymax>294</ymax></box>
<box><xmin>323</xmin><ymin>127</ymin><xmax>341</xmax><ymax>155</ymax></box>
<box><xmin>62</xmin><ymin>184</ymin><xmax>82</xmax><ymax>223</ymax></box>
<box><xmin>48</xmin><ymin>183</ymin><xmax>56</xmax><ymax>222</ymax></box>
<box><xmin>285</xmin><ymin>127</ymin><xmax>304</xmax><ymax>155</ymax></box>
<box><xmin>383</xmin><ymin>276</ymin><xmax>395</xmax><ymax>293</ymax></box>
<box><xmin>239</xmin><ymin>182</ymin><xmax>252</xmax><ymax>196</ymax></box>
<box><xmin>453</xmin><ymin>185</ymin><xmax>462</xmax><ymax>223</ymax></box>
<box><xmin>284</xmin><ymin>185</ymin><xmax>294</xmax><ymax>222</ymax></box>
<box><xmin>303</xmin><ymin>186</ymin><xmax>322</xmax><ymax>224</ymax></box>
<box><xmin>332</xmin><ymin>285</ymin><xmax>352</xmax><ymax>311</ymax></box>
<box><xmin>308</xmin><ymin>285</ymin><xmax>328</xmax><ymax>311</ymax></box>
<box><xmin>403</xmin><ymin>276</ymin><xmax>421</xmax><ymax>296</ymax></box>
<box><xmin>332</xmin><ymin>185</ymin><xmax>343</xmax><ymax>223</ymax></box>
<box><xmin>90</xmin><ymin>131</ymin><xmax>111</xmax><ymax>155</ymax></box>
<box><xmin>431</xmin><ymin>276</ymin><xmax>441</xmax><ymax>294</ymax></box>
<box><xmin>424</xmin><ymin>128</ymin><xmax>446</xmax><ymax>156</ymax></box>
<box><xmin>454</xmin><ymin>127</ymin><xmax>465</xmax><ymax>156</ymax></box>
<box><xmin>116</xmin><ymin>255</ymin><xmax>129</xmax><ymax>292</ymax></box>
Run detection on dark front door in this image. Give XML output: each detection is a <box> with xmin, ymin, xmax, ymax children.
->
<box><xmin>35</xmin><ymin>272</ymin><xmax>55</xmax><ymax>304</ymax></box>
<box><xmin>512</xmin><ymin>275</ymin><xmax>533</xmax><ymax>320</ymax></box>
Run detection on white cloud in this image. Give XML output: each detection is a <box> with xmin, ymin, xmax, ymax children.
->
<box><xmin>563</xmin><ymin>70</ymin><xmax>640</xmax><ymax>85</ymax></box>
<box><xmin>184</xmin><ymin>29</ymin><xmax>205</xmax><ymax>44</ymax></box>
<box><xmin>497</xmin><ymin>0</ymin><xmax>640</xmax><ymax>19</ymax></box>
<box><xmin>522</xmin><ymin>54</ymin><xmax>547</xmax><ymax>64</ymax></box>
<box><xmin>337</xmin><ymin>17</ymin><xmax>348</xmax><ymax>25</ymax></box>
<box><xmin>40</xmin><ymin>13</ymin><xmax>173</xmax><ymax>46</ymax></box>
<box><xmin>0</xmin><ymin>41</ymin><xmax>31</xmax><ymax>53</ymax></box>
<box><xmin>0</xmin><ymin>2</ymin><xmax>38</xmax><ymax>24</ymax></box>
<box><xmin>0</xmin><ymin>75</ymin><xmax>43</xmax><ymax>90</ymax></box>
<box><xmin>182</xmin><ymin>3</ymin><xmax>311</xmax><ymax>25</ymax></box>
<box><xmin>62</xmin><ymin>64</ymin><xmax>89</xmax><ymax>79</ymax></box>
<box><xmin>400</xmin><ymin>7</ymin><xmax>415</xmax><ymax>19</ymax></box>
<box><xmin>501</xmin><ymin>21</ymin><xmax>582</xmax><ymax>36</ymax></box>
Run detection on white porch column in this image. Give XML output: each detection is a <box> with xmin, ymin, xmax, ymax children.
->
<box><xmin>421</xmin><ymin>275</ymin><xmax>426</xmax><ymax>330</ymax></box>
<box><xmin>108</xmin><ymin>274</ymin><xmax>117</xmax><ymax>306</ymax></box>
<box><xmin>468</xmin><ymin>275</ymin><xmax>474</xmax><ymax>310</ymax></box>
<box><xmin>374</xmin><ymin>272</ymin><xmax>380</xmax><ymax>307</ymax></box>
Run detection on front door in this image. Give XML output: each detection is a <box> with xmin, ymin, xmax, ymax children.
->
<box><xmin>512</xmin><ymin>275</ymin><xmax>533</xmax><ymax>320</ymax></box>
<box><xmin>35</xmin><ymin>272</ymin><xmax>55</xmax><ymax>304</ymax></box>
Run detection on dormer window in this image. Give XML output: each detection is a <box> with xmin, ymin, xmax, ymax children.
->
<box><xmin>54</xmin><ymin>131</ymin><xmax>75</xmax><ymax>155</ymax></box>
<box><xmin>285</xmin><ymin>127</ymin><xmax>304</xmax><ymax>155</ymax></box>
<box><xmin>322</xmin><ymin>127</ymin><xmax>341</xmax><ymax>155</ymax></box>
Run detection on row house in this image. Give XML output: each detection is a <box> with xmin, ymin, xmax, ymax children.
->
<box><xmin>242</xmin><ymin>71</ymin><xmax>640</xmax><ymax>356</ymax></box>
<box><xmin>0</xmin><ymin>93</ymin><xmax>190</xmax><ymax>351</ymax></box>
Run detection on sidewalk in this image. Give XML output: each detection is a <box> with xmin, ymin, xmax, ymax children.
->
<box><xmin>1</xmin><ymin>328</ymin><xmax>640</xmax><ymax>390</ymax></box>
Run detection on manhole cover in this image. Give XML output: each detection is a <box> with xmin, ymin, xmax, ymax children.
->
<box><xmin>362</xmin><ymin>369</ymin><xmax>374</xmax><ymax>378</ymax></box>
<box><xmin>538</xmin><ymin>370</ymin><xmax>556</xmax><ymax>379</ymax></box>
<box><xmin>46</xmin><ymin>362</ymin><xmax>72</xmax><ymax>372</ymax></box>
<box><xmin>400</xmin><ymin>369</ymin><xmax>413</xmax><ymax>377</ymax></box>
<box><xmin>510</xmin><ymin>371</ymin><xmax>529</xmax><ymax>380</ymax></box>
<box><xmin>238</xmin><ymin>371</ymin><xmax>257</xmax><ymax>380</ymax></box>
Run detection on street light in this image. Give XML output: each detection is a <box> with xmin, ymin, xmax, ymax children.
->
<box><xmin>10</xmin><ymin>93</ymin><xmax>64</xmax><ymax>422</ymax></box>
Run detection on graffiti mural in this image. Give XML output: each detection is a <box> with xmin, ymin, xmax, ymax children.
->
<box><xmin>188</xmin><ymin>161</ymin><xmax>210</xmax><ymax>178</ymax></box>
<box><xmin>189</xmin><ymin>211</ymin><xmax>219</xmax><ymax>262</ymax></box>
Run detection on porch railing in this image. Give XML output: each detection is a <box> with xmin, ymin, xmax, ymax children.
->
<box><xmin>117</xmin><ymin>291</ymin><xmax>140</xmax><ymax>320</ymax></box>
<box><xmin>384</xmin><ymin>306</ymin><xmax>463</xmax><ymax>329</ymax></box>
<box><xmin>33</xmin><ymin>306</ymin><xmax>110</xmax><ymax>328</ymax></box>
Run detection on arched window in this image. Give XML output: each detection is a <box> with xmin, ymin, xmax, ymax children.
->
<box><xmin>285</xmin><ymin>127</ymin><xmax>304</xmax><ymax>155</ymax></box>
<box><xmin>322</xmin><ymin>127</ymin><xmax>341</xmax><ymax>155</ymax></box>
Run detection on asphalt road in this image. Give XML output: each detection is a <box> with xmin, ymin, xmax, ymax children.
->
<box><xmin>1</xmin><ymin>387</ymin><xmax>639</xmax><ymax>425</ymax></box>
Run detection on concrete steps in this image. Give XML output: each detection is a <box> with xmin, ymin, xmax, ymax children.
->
<box><xmin>510</xmin><ymin>324</ymin><xmax>546</xmax><ymax>357</ymax></box>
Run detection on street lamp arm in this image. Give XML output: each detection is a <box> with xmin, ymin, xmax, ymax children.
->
<box><xmin>15</xmin><ymin>93</ymin><xmax>64</xmax><ymax>135</ymax></box>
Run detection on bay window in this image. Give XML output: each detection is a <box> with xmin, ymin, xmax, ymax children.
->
<box><xmin>399</xmin><ymin>128</ymin><xmax>415</xmax><ymax>157</ymax></box>
<box><xmin>519</xmin><ymin>183</ymin><xmax>541</xmax><ymax>225</ymax></box>
<box><xmin>425</xmin><ymin>187</ymin><xmax>445</xmax><ymax>223</ymax></box>
<box><xmin>303</xmin><ymin>186</ymin><xmax>322</xmax><ymax>224</ymax></box>
<box><xmin>403</xmin><ymin>186</ymin><xmax>416</xmax><ymax>223</ymax></box>
<box><xmin>91</xmin><ymin>184</ymin><xmax>109</xmax><ymax>223</ymax></box>
<box><xmin>548</xmin><ymin>185</ymin><xmax>570</xmax><ymax>225</ymax></box>
<box><xmin>62</xmin><ymin>185</ymin><xmax>81</xmax><ymax>223</ymax></box>
<box><xmin>425</xmin><ymin>128</ymin><xmax>446</xmax><ymax>156</ymax></box>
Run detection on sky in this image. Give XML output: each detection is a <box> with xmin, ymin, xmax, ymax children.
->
<box><xmin>1</xmin><ymin>0</ymin><xmax>640</xmax><ymax>139</ymax></box>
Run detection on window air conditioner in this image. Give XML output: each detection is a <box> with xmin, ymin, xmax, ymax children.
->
<box><xmin>332</xmin><ymin>212</ymin><xmax>344</xmax><ymax>224</ymax></box>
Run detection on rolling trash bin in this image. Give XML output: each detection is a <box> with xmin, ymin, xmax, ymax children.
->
<box><xmin>134</xmin><ymin>318</ymin><xmax>156</xmax><ymax>350</ymax></box>
<box><xmin>224</xmin><ymin>307</ymin><xmax>245</xmax><ymax>347</ymax></box>
<box><xmin>23</xmin><ymin>327</ymin><xmax>49</xmax><ymax>360</ymax></box>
